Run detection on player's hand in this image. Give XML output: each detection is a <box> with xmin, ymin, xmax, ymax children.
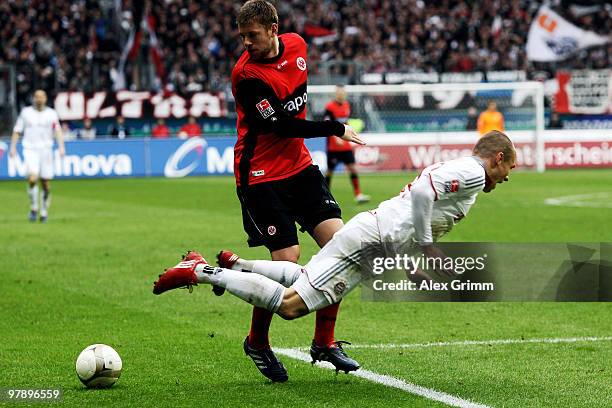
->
<box><xmin>341</xmin><ymin>124</ymin><xmax>366</xmax><ymax>145</ymax></box>
<box><xmin>58</xmin><ymin>146</ymin><xmax>65</xmax><ymax>158</ymax></box>
<box><xmin>9</xmin><ymin>145</ymin><xmax>16</xmax><ymax>158</ymax></box>
<box><xmin>420</xmin><ymin>244</ymin><xmax>457</xmax><ymax>277</ymax></box>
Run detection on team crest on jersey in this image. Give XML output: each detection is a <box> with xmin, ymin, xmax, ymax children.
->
<box><xmin>296</xmin><ymin>57</ymin><xmax>306</xmax><ymax>71</ymax></box>
<box><xmin>444</xmin><ymin>180</ymin><xmax>460</xmax><ymax>193</ymax></box>
<box><xmin>267</xmin><ymin>225</ymin><xmax>277</xmax><ymax>236</ymax></box>
<box><xmin>334</xmin><ymin>281</ymin><xmax>347</xmax><ymax>295</ymax></box>
<box><xmin>256</xmin><ymin>99</ymin><xmax>275</xmax><ymax>119</ymax></box>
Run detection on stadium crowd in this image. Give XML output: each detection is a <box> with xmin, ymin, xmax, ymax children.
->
<box><xmin>1</xmin><ymin>0</ymin><xmax>611</xmax><ymax>107</ymax></box>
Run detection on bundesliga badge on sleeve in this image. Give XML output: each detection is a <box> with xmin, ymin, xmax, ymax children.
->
<box><xmin>256</xmin><ymin>99</ymin><xmax>275</xmax><ymax>119</ymax></box>
<box><xmin>444</xmin><ymin>180</ymin><xmax>460</xmax><ymax>193</ymax></box>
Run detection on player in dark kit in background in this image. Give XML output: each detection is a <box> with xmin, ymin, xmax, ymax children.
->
<box><xmin>225</xmin><ymin>0</ymin><xmax>364</xmax><ymax>382</ymax></box>
<box><xmin>324</xmin><ymin>85</ymin><xmax>370</xmax><ymax>203</ymax></box>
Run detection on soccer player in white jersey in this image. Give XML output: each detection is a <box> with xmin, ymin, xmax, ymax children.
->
<box><xmin>153</xmin><ymin>130</ymin><xmax>515</xmax><ymax>371</ymax></box>
<box><xmin>9</xmin><ymin>90</ymin><xmax>65</xmax><ymax>223</ymax></box>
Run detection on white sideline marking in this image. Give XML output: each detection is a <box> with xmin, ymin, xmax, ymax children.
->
<box><xmin>275</xmin><ymin>348</ymin><xmax>491</xmax><ymax>408</ymax></box>
<box><xmin>289</xmin><ymin>336</ymin><xmax>612</xmax><ymax>351</ymax></box>
<box><xmin>343</xmin><ymin>336</ymin><xmax>612</xmax><ymax>350</ymax></box>
<box><xmin>545</xmin><ymin>192</ymin><xmax>612</xmax><ymax>208</ymax></box>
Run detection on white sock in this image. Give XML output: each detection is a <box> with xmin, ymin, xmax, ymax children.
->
<box><xmin>252</xmin><ymin>260</ymin><xmax>303</xmax><ymax>287</ymax></box>
<box><xmin>233</xmin><ymin>258</ymin><xmax>255</xmax><ymax>271</ymax></box>
<box><xmin>41</xmin><ymin>190</ymin><xmax>51</xmax><ymax>217</ymax></box>
<box><xmin>28</xmin><ymin>184</ymin><xmax>39</xmax><ymax>212</ymax></box>
<box><xmin>195</xmin><ymin>265</ymin><xmax>284</xmax><ymax>312</ymax></box>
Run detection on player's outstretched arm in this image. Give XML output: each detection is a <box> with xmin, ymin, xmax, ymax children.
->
<box><xmin>410</xmin><ymin>179</ymin><xmax>456</xmax><ymax>277</ymax></box>
<box><xmin>236</xmin><ymin>78</ymin><xmax>364</xmax><ymax>144</ymax></box>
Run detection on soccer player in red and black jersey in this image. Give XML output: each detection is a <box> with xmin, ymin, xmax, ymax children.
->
<box><xmin>223</xmin><ymin>0</ymin><xmax>363</xmax><ymax>382</ymax></box>
<box><xmin>324</xmin><ymin>85</ymin><xmax>370</xmax><ymax>203</ymax></box>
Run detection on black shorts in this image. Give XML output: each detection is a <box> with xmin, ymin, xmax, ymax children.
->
<box><xmin>327</xmin><ymin>150</ymin><xmax>355</xmax><ymax>170</ymax></box>
<box><xmin>237</xmin><ymin>165</ymin><xmax>342</xmax><ymax>251</ymax></box>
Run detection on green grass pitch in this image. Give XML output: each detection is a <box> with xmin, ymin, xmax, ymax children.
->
<box><xmin>1</xmin><ymin>170</ymin><xmax>611</xmax><ymax>407</ymax></box>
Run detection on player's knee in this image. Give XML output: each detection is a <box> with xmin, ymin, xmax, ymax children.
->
<box><xmin>277</xmin><ymin>303</ymin><xmax>307</xmax><ymax>320</ymax></box>
<box><xmin>277</xmin><ymin>290</ymin><xmax>309</xmax><ymax>320</ymax></box>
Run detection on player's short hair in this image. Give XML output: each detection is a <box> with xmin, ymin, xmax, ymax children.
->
<box><xmin>237</xmin><ymin>0</ymin><xmax>278</xmax><ymax>28</ymax></box>
<box><xmin>473</xmin><ymin>130</ymin><xmax>515</xmax><ymax>163</ymax></box>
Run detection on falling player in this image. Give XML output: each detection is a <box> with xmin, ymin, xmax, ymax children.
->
<box><xmin>9</xmin><ymin>89</ymin><xmax>65</xmax><ymax>222</ymax></box>
<box><xmin>324</xmin><ymin>85</ymin><xmax>370</xmax><ymax>203</ymax></box>
<box><xmin>154</xmin><ymin>131</ymin><xmax>517</xmax><ymax>377</ymax></box>
<box><xmin>216</xmin><ymin>0</ymin><xmax>364</xmax><ymax>383</ymax></box>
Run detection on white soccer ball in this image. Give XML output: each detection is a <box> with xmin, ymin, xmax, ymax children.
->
<box><xmin>75</xmin><ymin>344</ymin><xmax>122</xmax><ymax>388</ymax></box>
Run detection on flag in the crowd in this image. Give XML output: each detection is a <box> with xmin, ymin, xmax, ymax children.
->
<box><xmin>491</xmin><ymin>15</ymin><xmax>502</xmax><ymax>37</ymax></box>
<box><xmin>526</xmin><ymin>5</ymin><xmax>610</xmax><ymax>62</ymax></box>
<box><xmin>145</xmin><ymin>14</ymin><xmax>166</xmax><ymax>90</ymax></box>
<box><xmin>115</xmin><ymin>0</ymin><xmax>145</xmax><ymax>90</ymax></box>
<box><xmin>115</xmin><ymin>1</ymin><xmax>166</xmax><ymax>91</ymax></box>
<box><xmin>303</xmin><ymin>23</ymin><xmax>338</xmax><ymax>45</ymax></box>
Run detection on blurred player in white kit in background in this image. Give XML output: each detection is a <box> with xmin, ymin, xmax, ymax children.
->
<box><xmin>9</xmin><ymin>89</ymin><xmax>65</xmax><ymax>223</ymax></box>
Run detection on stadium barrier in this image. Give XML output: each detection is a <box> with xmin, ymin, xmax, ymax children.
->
<box><xmin>1</xmin><ymin>129</ymin><xmax>610</xmax><ymax>180</ymax></box>
<box><xmin>357</xmin><ymin>129</ymin><xmax>612</xmax><ymax>171</ymax></box>
<box><xmin>0</xmin><ymin>137</ymin><xmax>326</xmax><ymax>180</ymax></box>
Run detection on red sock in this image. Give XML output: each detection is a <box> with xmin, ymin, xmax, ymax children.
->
<box><xmin>314</xmin><ymin>302</ymin><xmax>340</xmax><ymax>347</ymax></box>
<box><xmin>350</xmin><ymin>173</ymin><xmax>361</xmax><ymax>196</ymax></box>
<box><xmin>247</xmin><ymin>306</ymin><xmax>274</xmax><ymax>350</ymax></box>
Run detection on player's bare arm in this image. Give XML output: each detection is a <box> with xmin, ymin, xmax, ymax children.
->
<box><xmin>55</xmin><ymin>127</ymin><xmax>65</xmax><ymax>157</ymax></box>
<box><xmin>9</xmin><ymin>130</ymin><xmax>20</xmax><ymax>158</ymax></box>
<box><xmin>410</xmin><ymin>177</ymin><xmax>456</xmax><ymax>277</ymax></box>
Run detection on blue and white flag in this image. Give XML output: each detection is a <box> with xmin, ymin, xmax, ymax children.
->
<box><xmin>526</xmin><ymin>5</ymin><xmax>610</xmax><ymax>62</ymax></box>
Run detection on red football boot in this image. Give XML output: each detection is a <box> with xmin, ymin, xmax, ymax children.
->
<box><xmin>212</xmin><ymin>250</ymin><xmax>240</xmax><ymax>296</ymax></box>
<box><xmin>153</xmin><ymin>251</ymin><xmax>207</xmax><ymax>295</ymax></box>
<box><xmin>217</xmin><ymin>250</ymin><xmax>239</xmax><ymax>269</ymax></box>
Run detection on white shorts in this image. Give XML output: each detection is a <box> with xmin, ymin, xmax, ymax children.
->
<box><xmin>291</xmin><ymin>211</ymin><xmax>380</xmax><ymax>312</ymax></box>
<box><xmin>23</xmin><ymin>148</ymin><xmax>54</xmax><ymax>179</ymax></box>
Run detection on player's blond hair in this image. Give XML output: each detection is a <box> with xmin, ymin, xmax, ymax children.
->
<box><xmin>237</xmin><ymin>0</ymin><xmax>278</xmax><ymax>28</ymax></box>
<box><xmin>473</xmin><ymin>130</ymin><xmax>515</xmax><ymax>163</ymax></box>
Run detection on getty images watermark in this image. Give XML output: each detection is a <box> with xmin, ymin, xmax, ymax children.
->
<box><xmin>371</xmin><ymin>252</ymin><xmax>493</xmax><ymax>292</ymax></box>
<box><xmin>358</xmin><ymin>243</ymin><xmax>612</xmax><ymax>302</ymax></box>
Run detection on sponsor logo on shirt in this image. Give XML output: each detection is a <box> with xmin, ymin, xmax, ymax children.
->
<box><xmin>283</xmin><ymin>92</ymin><xmax>307</xmax><ymax>113</ymax></box>
<box><xmin>267</xmin><ymin>225</ymin><xmax>277</xmax><ymax>235</ymax></box>
<box><xmin>296</xmin><ymin>57</ymin><xmax>306</xmax><ymax>71</ymax></box>
<box><xmin>277</xmin><ymin>60</ymin><xmax>288</xmax><ymax>70</ymax></box>
<box><xmin>444</xmin><ymin>180</ymin><xmax>460</xmax><ymax>193</ymax></box>
<box><xmin>256</xmin><ymin>99</ymin><xmax>275</xmax><ymax>119</ymax></box>
<box><xmin>252</xmin><ymin>169</ymin><xmax>265</xmax><ymax>177</ymax></box>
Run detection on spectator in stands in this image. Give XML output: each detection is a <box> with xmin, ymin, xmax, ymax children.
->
<box><xmin>152</xmin><ymin>118</ymin><xmax>171</xmax><ymax>138</ymax></box>
<box><xmin>178</xmin><ymin>115</ymin><xmax>203</xmax><ymax>139</ymax></box>
<box><xmin>79</xmin><ymin>118</ymin><xmax>97</xmax><ymax>140</ymax></box>
<box><xmin>549</xmin><ymin>112</ymin><xmax>563</xmax><ymax>129</ymax></box>
<box><xmin>466</xmin><ymin>106</ymin><xmax>478</xmax><ymax>131</ymax></box>
<box><xmin>477</xmin><ymin>101</ymin><xmax>505</xmax><ymax>136</ymax></box>
<box><xmin>110</xmin><ymin>116</ymin><xmax>130</xmax><ymax>139</ymax></box>
<box><xmin>61</xmin><ymin>122</ymin><xmax>78</xmax><ymax>141</ymax></box>
<box><xmin>2</xmin><ymin>0</ymin><xmax>611</xmax><ymax>106</ymax></box>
